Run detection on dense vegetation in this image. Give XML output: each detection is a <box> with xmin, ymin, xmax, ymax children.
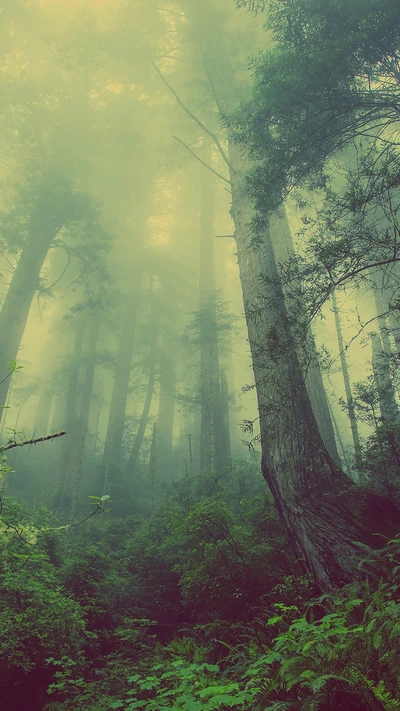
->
<box><xmin>1</xmin><ymin>0</ymin><xmax>400</xmax><ymax>709</ymax></box>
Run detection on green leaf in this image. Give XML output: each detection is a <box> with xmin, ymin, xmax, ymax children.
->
<box><xmin>373</xmin><ymin>632</ymin><xmax>382</xmax><ymax>649</ymax></box>
<box><xmin>128</xmin><ymin>674</ymin><xmax>141</xmax><ymax>683</ymax></box>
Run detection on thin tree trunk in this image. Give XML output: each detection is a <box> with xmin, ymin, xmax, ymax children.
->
<box><xmin>35</xmin><ymin>387</ymin><xmax>53</xmax><ymax>436</ymax></box>
<box><xmin>156</xmin><ymin>331</ymin><xmax>177</xmax><ymax>482</ymax></box>
<box><xmin>126</xmin><ymin>317</ymin><xmax>158</xmax><ymax>477</ymax></box>
<box><xmin>331</xmin><ymin>290</ymin><xmax>362</xmax><ymax>467</ymax></box>
<box><xmin>102</xmin><ymin>184</ymin><xmax>152</xmax><ymax>483</ymax></box>
<box><xmin>68</xmin><ymin>313</ymin><xmax>101</xmax><ymax>499</ymax></box>
<box><xmin>199</xmin><ymin>155</ymin><xmax>216</xmax><ymax>473</ymax></box>
<box><xmin>102</xmin><ymin>295</ymin><xmax>139</xmax><ymax>474</ymax></box>
<box><xmin>80</xmin><ymin>314</ymin><xmax>101</xmax><ymax>436</ymax></box>
<box><xmin>371</xmin><ymin>333</ymin><xmax>399</xmax><ymax>427</ymax></box>
<box><xmin>199</xmin><ymin>155</ymin><xmax>227</xmax><ymax>473</ymax></box>
<box><xmin>219</xmin><ymin>368</ymin><xmax>232</xmax><ymax>469</ymax></box>
<box><xmin>373</xmin><ymin>284</ymin><xmax>393</xmax><ymax>356</ymax></box>
<box><xmin>57</xmin><ymin>313</ymin><xmax>86</xmax><ymax>508</ymax></box>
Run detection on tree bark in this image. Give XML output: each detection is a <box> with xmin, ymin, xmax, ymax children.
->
<box><xmin>270</xmin><ymin>212</ymin><xmax>340</xmax><ymax>466</ymax></box>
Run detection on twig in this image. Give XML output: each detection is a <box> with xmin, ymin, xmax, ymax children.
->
<box><xmin>173</xmin><ymin>136</ymin><xmax>230</xmax><ymax>184</ymax></box>
<box><xmin>0</xmin><ymin>430</ymin><xmax>66</xmax><ymax>452</ymax></box>
<box><xmin>153</xmin><ymin>63</ymin><xmax>235</xmax><ymax>172</ymax></box>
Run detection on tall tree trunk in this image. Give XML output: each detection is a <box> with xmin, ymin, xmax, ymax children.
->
<box><xmin>331</xmin><ymin>290</ymin><xmax>362</xmax><ymax>468</ymax></box>
<box><xmin>102</xmin><ymin>181</ymin><xmax>153</xmax><ymax>485</ymax></box>
<box><xmin>57</xmin><ymin>312</ymin><xmax>87</xmax><ymax>508</ymax></box>
<box><xmin>219</xmin><ymin>367</ymin><xmax>232</xmax><ymax>469</ymax></box>
<box><xmin>228</xmin><ymin>143</ymin><xmax>398</xmax><ymax>590</ymax></box>
<box><xmin>66</xmin><ymin>315</ymin><xmax>101</xmax><ymax>522</ymax></box>
<box><xmin>373</xmin><ymin>283</ymin><xmax>393</xmax><ymax>357</ymax></box>
<box><xmin>102</xmin><ymin>294</ymin><xmax>139</xmax><ymax>475</ymax></box>
<box><xmin>35</xmin><ymin>387</ymin><xmax>53</xmax><ymax>436</ymax></box>
<box><xmin>126</xmin><ymin>316</ymin><xmax>158</xmax><ymax>477</ymax></box>
<box><xmin>270</xmin><ymin>212</ymin><xmax>340</xmax><ymax>466</ymax></box>
<box><xmin>156</xmin><ymin>331</ymin><xmax>177</xmax><ymax>482</ymax></box>
<box><xmin>199</xmin><ymin>156</ymin><xmax>216</xmax><ymax>472</ymax></box>
<box><xmin>80</xmin><ymin>314</ymin><xmax>101</xmax><ymax>436</ymax></box>
<box><xmin>371</xmin><ymin>333</ymin><xmax>399</xmax><ymax>427</ymax></box>
<box><xmin>0</xmin><ymin>226</ymin><xmax>63</xmax><ymax>417</ymax></box>
<box><xmin>199</xmin><ymin>155</ymin><xmax>227</xmax><ymax>472</ymax></box>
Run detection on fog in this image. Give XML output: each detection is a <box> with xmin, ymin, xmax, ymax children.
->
<box><xmin>0</xmin><ymin>0</ymin><xmax>386</xmax><ymax>510</ymax></box>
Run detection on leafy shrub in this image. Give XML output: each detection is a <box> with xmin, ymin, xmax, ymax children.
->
<box><xmin>103</xmin><ymin>659</ymin><xmax>259</xmax><ymax>711</ymax></box>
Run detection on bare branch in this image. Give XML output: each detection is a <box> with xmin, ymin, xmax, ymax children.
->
<box><xmin>173</xmin><ymin>136</ymin><xmax>230</xmax><ymax>184</ymax></box>
<box><xmin>153</xmin><ymin>63</ymin><xmax>235</xmax><ymax>172</ymax></box>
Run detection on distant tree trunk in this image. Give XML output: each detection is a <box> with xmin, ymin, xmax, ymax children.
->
<box><xmin>328</xmin><ymin>398</ymin><xmax>353</xmax><ymax>473</ymax></box>
<box><xmin>80</xmin><ymin>314</ymin><xmax>101</xmax><ymax>437</ymax></box>
<box><xmin>228</xmin><ymin>143</ymin><xmax>399</xmax><ymax>590</ymax></box>
<box><xmin>57</xmin><ymin>312</ymin><xmax>87</xmax><ymax>507</ymax></box>
<box><xmin>62</xmin><ymin>314</ymin><xmax>87</xmax><ymax>429</ymax></box>
<box><xmin>373</xmin><ymin>284</ymin><xmax>393</xmax><ymax>357</ymax></box>
<box><xmin>35</xmin><ymin>387</ymin><xmax>53</xmax><ymax>436</ymax></box>
<box><xmin>156</xmin><ymin>332</ymin><xmax>177</xmax><ymax>482</ymax></box>
<box><xmin>270</xmin><ymin>212</ymin><xmax>340</xmax><ymax>466</ymax></box>
<box><xmin>0</xmin><ymin>224</ymin><xmax>64</xmax><ymax>418</ymax></box>
<box><xmin>331</xmin><ymin>290</ymin><xmax>362</xmax><ymax>468</ymax></box>
<box><xmin>126</xmin><ymin>316</ymin><xmax>158</xmax><ymax>477</ymax></box>
<box><xmin>219</xmin><ymin>367</ymin><xmax>232</xmax><ymax>469</ymax></box>
<box><xmin>215</xmin><ymin>238</ymin><xmax>236</xmax><ymax>459</ymax></box>
<box><xmin>371</xmin><ymin>333</ymin><xmax>399</xmax><ymax>427</ymax></box>
<box><xmin>102</xmin><ymin>293</ymin><xmax>139</xmax><ymax>475</ymax></box>
<box><xmin>199</xmin><ymin>157</ymin><xmax>216</xmax><ymax>473</ymax></box>
<box><xmin>199</xmin><ymin>156</ymin><xmax>227</xmax><ymax>473</ymax></box>
<box><xmin>0</xmin><ymin>173</ymin><xmax>86</xmax><ymax>418</ymax></box>
<box><xmin>101</xmin><ymin>180</ymin><xmax>153</xmax><ymax>486</ymax></box>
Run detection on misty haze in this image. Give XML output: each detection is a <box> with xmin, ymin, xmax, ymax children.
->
<box><xmin>1</xmin><ymin>1</ymin><xmax>400</xmax><ymax>710</ymax></box>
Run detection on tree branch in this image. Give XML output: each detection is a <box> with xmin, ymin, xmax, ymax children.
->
<box><xmin>0</xmin><ymin>430</ymin><xmax>66</xmax><ymax>452</ymax></box>
<box><xmin>173</xmin><ymin>136</ymin><xmax>230</xmax><ymax>184</ymax></box>
<box><xmin>153</xmin><ymin>63</ymin><xmax>235</xmax><ymax>172</ymax></box>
